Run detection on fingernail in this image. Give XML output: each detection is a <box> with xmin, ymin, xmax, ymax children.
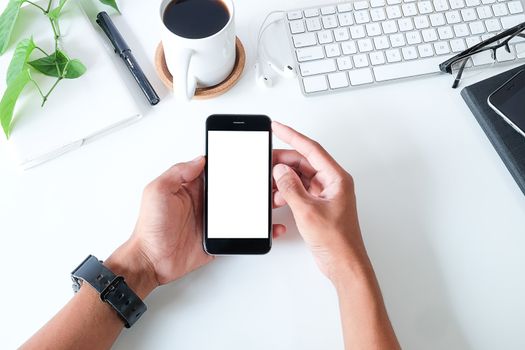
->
<box><xmin>192</xmin><ymin>156</ymin><xmax>203</xmax><ymax>162</ymax></box>
<box><xmin>273</xmin><ymin>164</ymin><xmax>288</xmax><ymax>181</ymax></box>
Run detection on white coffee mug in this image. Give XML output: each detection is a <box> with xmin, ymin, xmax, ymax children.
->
<box><xmin>160</xmin><ymin>0</ymin><xmax>236</xmax><ymax>101</ymax></box>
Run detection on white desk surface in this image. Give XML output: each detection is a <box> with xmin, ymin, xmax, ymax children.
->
<box><xmin>1</xmin><ymin>0</ymin><xmax>525</xmax><ymax>349</ymax></box>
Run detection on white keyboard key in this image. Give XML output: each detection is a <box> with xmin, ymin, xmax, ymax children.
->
<box><xmin>390</xmin><ymin>33</ymin><xmax>406</xmax><ymax>47</ymax></box>
<box><xmin>398</xmin><ymin>18</ymin><xmax>414</xmax><ymax>31</ymax></box>
<box><xmin>296</xmin><ymin>46</ymin><xmax>325</xmax><ymax>62</ymax></box>
<box><xmin>385</xmin><ymin>48</ymin><xmax>402</xmax><ymax>62</ymax></box>
<box><xmin>325</xmin><ymin>43</ymin><xmax>342</xmax><ymax>57</ymax></box>
<box><xmin>454</xmin><ymin>23</ymin><xmax>470</xmax><ymax>37</ymax></box>
<box><xmin>402</xmin><ymin>3</ymin><xmax>418</xmax><ymax>16</ymax></box>
<box><xmin>288</xmin><ymin>11</ymin><xmax>303</xmax><ymax>20</ymax></box>
<box><xmin>387</xmin><ymin>0</ymin><xmax>402</xmax><ymax>4</ymax></box>
<box><xmin>349</xmin><ymin>68</ymin><xmax>374</xmax><ymax>85</ymax></box>
<box><xmin>446</xmin><ymin>10</ymin><xmax>462</xmax><ymax>23</ymax></box>
<box><xmin>334</xmin><ymin>28</ymin><xmax>350</xmax><ymax>41</ymax></box>
<box><xmin>501</xmin><ymin>14</ymin><xmax>525</xmax><ymax>29</ymax></box>
<box><xmin>461</xmin><ymin>8</ymin><xmax>477</xmax><ymax>22</ymax></box>
<box><xmin>508</xmin><ymin>1</ymin><xmax>524</xmax><ymax>15</ymax></box>
<box><xmin>469</xmin><ymin>21</ymin><xmax>485</xmax><ymax>35</ymax></box>
<box><xmin>342</xmin><ymin>40</ymin><xmax>358</xmax><ymax>54</ymax></box>
<box><xmin>450</xmin><ymin>38</ymin><xmax>467</xmax><ymax>52</ymax></box>
<box><xmin>306</xmin><ymin>18</ymin><xmax>322</xmax><ymax>31</ymax></box>
<box><xmin>375</xmin><ymin>35</ymin><xmax>391</xmax><ymax>49</ymax></box>
<box><xmin>371</xmin><ymin>0</ymin><xmax>386</xmax><ymax>8</ymax></box>
<box><xmin>402</xmin><ymin>46</ymin><xmax>419</xmax><ymax>59</ymax></box>
<box><xmin>515</xmin><ymin>43</ymin><xmax>525</xmax><ymax>58</ymax></box>
<box><xmin>300</xmin><ymin>59</ymin><xmax>337</xmax><ymax>76</ymax></box>
<box><xmin>337</xmin><ymin>56</ymin><xmax>353</xmax><ymax>69</ymax></box>
<box><xmin>338</xmin><ymin>13</ymin><xmax>354</xmax><ymax>26</ymax></box>
<box><xmin>450</xmin><ymin>0</ymin><xmax>466</xmax><ymax>10</ymax></box>
<box><xmin>434</xmin><ymin>0</ymin><xmax>450</xmax><ymax>12</ymax></box>
<box><xmin>422</xmin><ymin>28</ymin><xmax>439</xmax><ymax>41</ymax></box>
<box><xmin>354</xmin><ymin>1</ymin><xmax>369</xmax><ymax>10</ymax></box>
<box><xmin>290</xmin><ymin>20</ymin><xmax>306</xmax><ymax>34</ymax></box>
<box><xmin>466</xmin><ymin>0</ymin><xmax>481</xmax><ymax>6</ymax></box>
<box><xmin>371</xmin><ymin>8</ymin><xmax>387</xmax><ymax>21</ymax></box>
<box><xmin>406</xmin><ymin>31</ymin><xmax>423</xmax><ymax>44</ymax></box>
<box><xmin>382</xmin><ymin>20</ymin><xmax>398</xmax><ymax>33</ymax></box>
<box><xmin>318</xmin><ymin>30</ymin><xmax>334</xmax><ymax>44</ymax></box>
<box><xmin>321</xmin><ymin>6</ymin><xmax>336</xmax><ymax>15</ymax></box>
<box><xmin>430</xmin><ymin>13</ymin><xmax>446</xmax><ymax>26</ymax></box>
<box><xmin>350</xmin><ymin>25</ymin><xmax>366</xmax><ymax>38</ymax></box>
<box><xmin>358</xmin><ymin>38</ymin><xmax>374</xmax><ymax>52</ymax></box>
<box><xmin>328</xmin><ymin>72</ymin><xmax>349</xmax><ymax>88</ymax></box>
<box><xmin>418</xmin><ymin>1</ymin><xmax>434</xmax><ymax>14</ymax></box>
<box><xmin>373</xmin><ymin>56</ymin><xmax>443</xmax><ymax>81</ymax></box>
<box><xmin>353</xmin><ymin>53</ymin><xmax>370</xmax><ymax>67</ymax></box>
<box><xmin>386</xmin><ymin>5</ymin><xmax>402</xmax><ymax>19</ymax></box>
<box><xmin>496</xmin><ymin>46</ymin><xmax>515</xmax><ymax>61</ymax></box>
<box><xmin>366</xmin><ymin>22</ymin><xmax>383</xmax><ymax>36</ymax></box>
<box><xmin>304</xmin><ymin>8</ymin><xmax>320</xmax><ymax>18</ymax></box>
<box><xmin>293</xmin><ymin>33</ymin><xmax>317</xmax><ymax>48</ymax></box>
<box><xmin>355</xmin><ymin>10</ymin><xmax>371</xmax><ymax>24</ymax></box>
<box><xmin>492</xmin><ymin>3</ymin><xmax>509</xmax><ymax>16</ymax></box>
<box><xmin>414</xmin><ymin>15</ymin><xmax>430</xmax><ymax>29</ymax></box>
<box><xmin>337</xmin><ymin>3</ymin><xmax>353</xmax><ymax>13</ymax></box>
<box><xmin>303</xmin><ymin>75</ymin><xmax>328</xmax><ymax>93</ymax></box>
<box><xmin>477</xmin><ymin>6</ymin><xmax>493</xmax><ymax>19</ymax></box>
<box><xmin>438</xmin><ymin>25</ymin><xmax>454</xmax><ymax>39</ymax></box>
<box><xmin>370</xmin><ymin>50</ymin><xmax>386</xmax><ymax>64</ymax></box>
<box><xmin>418</xmin><ymin>43</ymin><xmax>434</xmax><ymax>57</ymax></box>
<box><xmin>322</xmin><ymin>15</ymin><xmax>338</xmax><ymax>29</ymax></box>
<box><xmin>466</xmin><ymin>36</ymin><xmax>481</xmax><ymax>48</ymax></box>
<box><xmin>485</xmin><ymin>18</ymin><xmax>502</xmax><ymax>31</ymax></box>
<box><xmin>481</xmin><ymin>0</ymin><xmax>495</xmax><ymax>4</ymax></box>
<box><xmin>434</xmin><ymin>41</ymin><xmax>451</xmax><ymax>54</ymax></box>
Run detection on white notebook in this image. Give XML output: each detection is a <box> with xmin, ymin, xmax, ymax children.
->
<box><xmin>0</xmin><ymin>0</ymin><xmax>141</xmax><ymax>170</ymax></box>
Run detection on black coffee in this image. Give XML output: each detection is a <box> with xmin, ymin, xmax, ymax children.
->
<box><xmin>163</xmin><ymin>0</ymin><xmax>230</xmax><ymax>39</ymax></box>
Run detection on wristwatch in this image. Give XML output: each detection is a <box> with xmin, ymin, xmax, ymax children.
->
<box><xmin>71</xmin><ymin>255</ymin><xmax>147</xmax><ymax>328</ymax></box>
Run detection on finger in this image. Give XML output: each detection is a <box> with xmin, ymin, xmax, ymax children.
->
<box><xmin>272</xmin><ymin>121</ymin><xmax>340</xmax><ymax>173</ymax></box>
<box><xmin>157</xmin><ymin>156</ymin><xmax>205</xmax><ymax>192</ymax></box>
<box><xmin>272</xmin><ymin>224</ymin><xmax>287</xmax><ymax>239</ymax></box>
<box><xmin>273</xmin><ymin>149</ymin><xmax>317</xmax><ymax>179</ymax></box>
<box><xmin>273</xmin><ymin>164</ymin><xmax>311</xmax><ymax>211</ymax></box>
<box><xmin>273</xmin><ymin>190</ymin><xmax>286</xmax><ymax>208</ymax></box>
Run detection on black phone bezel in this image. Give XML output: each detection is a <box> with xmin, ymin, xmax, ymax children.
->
<box><xmin>204</xmin><ymin>114</ymin><xmax>272</xmax><ymax>255</ymax></box>
<box><xmin>488</xmin><ymin>69</ymin><xmax>525</xmax><ymax>120</ymax></box>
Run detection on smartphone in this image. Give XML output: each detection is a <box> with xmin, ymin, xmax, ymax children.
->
<box><xmin>204</xmin><ymin>114</ymin><xmax>272</xmax><ymax>255</ymax></box>
<box><xmin>487</xmin><ymin>69</ymin><xmax>525</xmax><ymax>138</ymax></box>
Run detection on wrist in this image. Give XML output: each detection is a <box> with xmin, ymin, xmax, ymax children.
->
<box><xmin>105</xmin><ymin>239</ymin><xmax>158</xmax><ymax>299</ymax></box>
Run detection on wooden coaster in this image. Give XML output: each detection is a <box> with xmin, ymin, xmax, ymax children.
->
<box><xmin>155</xmin><ymin>37</ymin><xmax>245</xmax><ymax>100</ymax></box>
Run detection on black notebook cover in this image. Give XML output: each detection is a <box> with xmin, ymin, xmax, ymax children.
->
<box><xmin>461</xmin><ymin>65</ymin><xmax>525</xmax><ymax>195</ymax></box>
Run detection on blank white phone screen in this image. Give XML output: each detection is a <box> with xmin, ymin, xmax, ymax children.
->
<box><xmin>207</xmin><ymin>130</ymin><xmax>269</xmax><ymax>239</ymax></box>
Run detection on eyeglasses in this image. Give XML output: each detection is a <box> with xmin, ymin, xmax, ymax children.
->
<box><xmin>439</xmin><ymin>22</ymin><xmax>525</xmax><ymax>89</ymax></box>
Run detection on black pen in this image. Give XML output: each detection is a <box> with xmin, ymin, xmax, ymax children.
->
<box><xmin>96</xmin><ymin>11</ymin><xmax>160</xmax><ymax>106</ymax></box>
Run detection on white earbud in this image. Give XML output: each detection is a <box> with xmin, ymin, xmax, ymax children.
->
<box><xmin>255</xmin><ymin>62</ymin><xmax>273</xmax><ymax>88</ymax></box>
<box><xmin>255</xmin><ymin>11</ymin><xmax>295</xmax><ymax>88</ymax></box>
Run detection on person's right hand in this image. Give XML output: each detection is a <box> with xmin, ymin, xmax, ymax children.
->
<box><xmin>272</xmin><ymin>121</ymin><xmax>372</xmax><ymax>283</ymax></box>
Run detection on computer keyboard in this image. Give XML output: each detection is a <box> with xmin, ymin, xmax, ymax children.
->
<box><xmin>285</xmin><ymin>0</ymin><xmax>525</xmax><ymax>96</ymax></box>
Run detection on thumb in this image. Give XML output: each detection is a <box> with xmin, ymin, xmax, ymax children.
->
<box><xmin>273</xmin><ymin>164</ymin><xmax>310</xmax><ymax>210</ymax></box>
<box><xmin>159</xmin><ymin>156</ymin><xmax>205</xmax><ymax>192</ymax></box>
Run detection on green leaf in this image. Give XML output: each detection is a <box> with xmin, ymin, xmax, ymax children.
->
<box><xmin>0</xmin><ymin>68</ymin><xmax>30</xmax><ymax>139</ymax></box>
<box><xmin>0</xmin><ymin>0</ymin><xmax>23</xmax><ymax>55</ymax></box>
<box><xmin>99</xmin><ymin>0</ymin><xmax>120</xmax><ymax>13</ymax></box>
<box><xmin>28</xmin><ymin>50</ymin><xmax>68</xmax><ymax>78</ymax></box>
<box><xmin>63</xmin><ymin>59</ymin><xmax>86</xmax><ymax>79</ymax></box>
<box><xmin>6</xmin><ymin>37</ymin><xmax>36</xmax><ymax>84</ymax></box>
<box><xmin>28</xmin><ymin>50</ymin><xmax>86</xmax><ymax>79</ymax></box>
<box><xmin>48</xmin><ymin>0</ymin><xmax>68</xmax><ymax>21</ymax></box>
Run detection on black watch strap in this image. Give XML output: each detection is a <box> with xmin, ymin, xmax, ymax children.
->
<box><xmin>71</xmin><ymin>255</ymin><xmax>147</xmax><ymax>328</ymax></box>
